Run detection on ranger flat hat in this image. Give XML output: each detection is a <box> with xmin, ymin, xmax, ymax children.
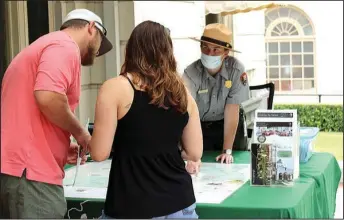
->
<box><xmin>190</xmin><ymin>23</ymin><xmax>240</xmax><ymax>53</ymax></box>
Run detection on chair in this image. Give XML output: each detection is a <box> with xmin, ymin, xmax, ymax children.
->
<box><xmin>249</xmin><ymin>82</ymin><xmax>275</xmax><ymax>110</ymax></box>
<box><xmin>247</xmin><ymin>82</ymin><xmax>275</xmax><ymax>139</ymax></box>
<box><xmin>233</xmin><ymin>82</ymin><xmax>275</xmax><ymax>151</ymax></box>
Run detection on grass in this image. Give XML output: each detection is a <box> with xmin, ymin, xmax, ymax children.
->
<box><xmin>314</xmin><ymin>132</ymin><xmax>343</xmax><ymax>161</ymax></box>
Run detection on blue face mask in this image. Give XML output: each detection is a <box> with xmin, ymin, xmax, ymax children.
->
<box><xmin>200</xmin><ymin>53</ymin><xmax>223</xmax><ymax>70</ymax></box>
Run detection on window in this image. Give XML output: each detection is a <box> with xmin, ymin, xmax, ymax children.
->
<box><xmin>265</xmin><ymin>6</ymin><xmax>316</xmax><ymax>93</ymax></box>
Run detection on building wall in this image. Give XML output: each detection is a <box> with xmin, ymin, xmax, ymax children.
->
<box><xmin>289</xmin><ymin>1</ymin><xmax>343</xmax><ymax>95</ymax></box>
<box><xmin>47</xmin><ymin>1</ymin><xmax>135</xmax><ymax>125</ymax></box>
<box><xmin>4</xmin><ymin>1</ymin><xmax>29</xmax><ymax>64</ymax></box>
<box><xmin>232</xmin><ymin>11</ymin><xmax>266</xmax><ymax>86</ymax></box>
<box><xmin>4</xmin><ymin>1</ymin><xmax>206</xmax><ymax>124</ymax></box>
<box><xmin>230</xmin><ymin>1</ymin><xmax>343</xmax><ymax>104</ymax></box>
<box><xmin>133</xmin><ymin>1</ymin><xmax>205</xmax><ymax>74</ymax></box>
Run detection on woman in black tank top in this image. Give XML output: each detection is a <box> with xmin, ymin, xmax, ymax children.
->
<box><xmin>88</xmin><ymin>21</ymin><xmax>203</xmax><ymax>218</ymax></box>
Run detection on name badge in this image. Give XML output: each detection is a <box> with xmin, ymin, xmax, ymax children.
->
<box><xmin>198</xmin><ymin>89</ymin><xmax>208</xmax><ymax>94</ymax></box>
<box><xmin>225</xmin><ymin>80</ymin><xmax>232</xmax><ymax>88</ymax></box>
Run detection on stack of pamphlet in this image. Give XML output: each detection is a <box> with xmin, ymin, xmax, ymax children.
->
<box><xmin>250</xmin><ymin>110</ymin><xmax>300</xmax><ymax>187</ymax></box>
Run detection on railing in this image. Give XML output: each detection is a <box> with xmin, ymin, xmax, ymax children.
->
<box><xmin>274</xmin><ymin>94</ymin><xmax>343</xmax><ymax>104</ymax></box>
<box><xmin>237</xmin><ymin>67</ymin><xmax>342</xmax><ymax>105</ymax></box>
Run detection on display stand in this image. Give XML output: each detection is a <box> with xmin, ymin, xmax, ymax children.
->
<box><xmin>250</xmin><ymin>110</ymin><xmax>299</xmax><ymax>186</ymax></box>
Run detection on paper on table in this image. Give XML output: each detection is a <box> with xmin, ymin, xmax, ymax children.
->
<box><xmin>63</xmin><ymin>161</ymin><xmax>249</xmax><ymax>204</ymax></box>
<box><xmin>71</xmin><ymin>118</ymin><xmax>90</xmax><ymax>186</ymax></box>
<box><xmin>193</xmin><ymin>180</ymin><xmax>247</xmax><ymax>204</ymax></box>
<box><xmin>190</xmin><ymin>163</ymin><xmax>250</xmax><ymax>204</ymax></box>
<box><xmin>64</xmin><ymin>186</ymin><xmax>107</xmax><ymax>199</ymax></box>
<box><xmin>64</xmin><ymin>160</ymin><xmax>112</xmax><ymax>188</ymax></box>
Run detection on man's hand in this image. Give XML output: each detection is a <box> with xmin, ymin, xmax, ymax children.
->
<box><xmin>67</xmin><ymin>143</ymin><xmax>87</xmax><ymax>165</ymax></box>
<box><xmin>73</xmin><ymin>131</ymin><xmax>91</xmax><ymax>157</ymax></box>
<box><xmin>216</xmin><ymin>153</ymin><xmax>234</xmax><ymax>164</ymax></box>
<box><xmin>185</xmin><ymin>160</ymin><xmax>201</xmax><ymax>175</ymax></box>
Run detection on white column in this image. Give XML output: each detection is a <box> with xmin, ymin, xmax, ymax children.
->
<box><xmin>233</xmin><ymin>11</ymin><xmax>266</xmax><ymax>85</ymax></box>
<box><xmin>222</xmin><ymin>15</ymin><xmax>234</xmax><ymax>45</ymax></box>
<box><xmin>118</xmin><ymin>1</ymin><xmax>135</xmax><ymax>65</ymax></box>
<box><xmin>48</xmin><ymin>1</ymin><xmax>63</xmax><ymax>32</ymax></box>
<box><xmin>103</xmin><ymin>1</ymin><xmax>121</xmax><ymax>79</ymax></box>
<box><xmin>5</xmin><ymin>1</ymin><xmax>29</xmax><ymax>61</ymax></box>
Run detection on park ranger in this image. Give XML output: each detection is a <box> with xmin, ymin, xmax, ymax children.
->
<box><xmin>182</xmin><ymin>23</ymin><xmax>250</xmax><ymax>166</ymax></box>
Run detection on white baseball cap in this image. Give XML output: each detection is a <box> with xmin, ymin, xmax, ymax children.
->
<box><xmin>61</xmin><ymin>9</ymin><xmax>113</xmax><ymax>56</ymax></box>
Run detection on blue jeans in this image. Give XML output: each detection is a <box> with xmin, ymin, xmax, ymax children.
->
<box><xmin>100</xmin><ymin>203</ymin><xmax>198</xmax><ymax>219</ymax></box>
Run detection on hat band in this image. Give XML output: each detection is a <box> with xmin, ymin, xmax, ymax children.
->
<box><xmin>201</xmin><ymin>36</ymin><xmax>232</xmax><ymax>49</ymax></box>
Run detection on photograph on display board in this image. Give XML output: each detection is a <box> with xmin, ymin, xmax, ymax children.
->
<box><xmin>255</xmin><ymin>122</ymin><xmax>294</xmax><ymax>144</ymax></box>
<box><xmin>251</xmin><ymin>143</ymin><xmax>294</xmax><ymax>186</ymax></box>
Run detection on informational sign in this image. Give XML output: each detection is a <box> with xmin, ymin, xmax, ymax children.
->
<box><xmin>251</xmin><ymin>110</ymin><xmax>299</xmax><ymax>186</ymax></box>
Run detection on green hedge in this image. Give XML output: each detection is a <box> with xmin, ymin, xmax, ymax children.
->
<box><xmin>274</xmin><ymin>104</ymin><xmax>343</xmax><ymax>132</ymax></box>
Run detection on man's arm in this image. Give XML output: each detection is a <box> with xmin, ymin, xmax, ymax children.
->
<box><xmin>34</xmin><ymin>44</ymin><xmax>90</xmax><ymax>146</ymax></box>
<box><xmin>223</xmin><ymin>104</ymin><xmax>239</xmax><ymax>151</ymax></box>
<box><xmin>34</xmin><ymin>91</ymin><xmax>88</xmax><ymax>141</ymax></box>
<box><xmin>223</xmin><ymin>70</ymin><xmax>250</xmax><ymax>151</ymax></box>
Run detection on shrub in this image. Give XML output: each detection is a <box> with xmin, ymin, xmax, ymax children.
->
<box><xmin>274</xmin><ymin>104</ymin><xmax>343</xmax><ymax>132</ymax></box>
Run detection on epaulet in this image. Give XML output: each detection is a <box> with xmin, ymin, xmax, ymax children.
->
<box><xmin>224</xmin><ymin>56</ymin><xmax>245</xmax><ymax>74</ymax></box>
<box><xmin>184</xmin><ymin>59</ymin><xmax>203</xmax><ymax>84</ymax></box>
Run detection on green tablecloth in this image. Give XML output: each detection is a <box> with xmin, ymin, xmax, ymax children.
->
<box><xmin>64</xmin><ymin>151</ymin><xmax>341</xmax><ymax>219</ymax></box>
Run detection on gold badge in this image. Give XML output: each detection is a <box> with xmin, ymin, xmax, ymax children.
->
<box><xmin>225</xmin><ymin>80</ymin><xmax>232</xmax><ymax>88</ymax></box>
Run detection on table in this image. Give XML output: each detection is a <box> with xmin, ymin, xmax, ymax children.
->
<box><xmin>64</xmin><ymin>151</ymin><xmax>341</xmax><ymax>219</ymax></box>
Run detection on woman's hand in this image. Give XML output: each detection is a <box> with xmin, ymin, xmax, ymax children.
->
<box><xmin>185</xmin><ymin>160</ymin><xmax>201</xmax><ymax>175</ymax></box>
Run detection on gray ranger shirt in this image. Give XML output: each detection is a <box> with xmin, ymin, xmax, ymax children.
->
<box><xmin>182</xmin><ymin>56</ymin><xmax>250</xmax><ymax>122</ymax></box>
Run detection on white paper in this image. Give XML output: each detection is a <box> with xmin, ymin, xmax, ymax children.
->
<box><xmin>64</xmin><ymin>186</ymin><xmax>107</xmax><ymax>199</ymax></box>
<box><xmin>191</xmin><ymin>163</ymin><xmax>250</xmax><ymax>203</ymax></box>
<box><xmin>63</xmin><ymin>161</ymin><xmax>249</xmax><ymax>204</ymax></box>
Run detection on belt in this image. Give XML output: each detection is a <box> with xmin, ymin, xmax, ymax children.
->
<box><xmin>201</xmin><ymin>120</ymin><xmax>224</xmax><ymax>128</ymax></box>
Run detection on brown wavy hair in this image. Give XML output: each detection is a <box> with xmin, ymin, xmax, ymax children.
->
<box><xmin>120</xmin><ymin>20</ymin><xmax>188</xmax><ymax>113</ymax></box>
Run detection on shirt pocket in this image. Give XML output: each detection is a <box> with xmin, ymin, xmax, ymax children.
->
<box><xmin>197</xmin><ymin>92</ymin><xmax>210</xmax><ymax>106</ymax></box>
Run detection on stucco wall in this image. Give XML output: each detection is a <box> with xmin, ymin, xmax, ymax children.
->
<box><xmin>230</xmin><ymin>1</ymin><xmax>343</xmax><ymax>104</ymax></box>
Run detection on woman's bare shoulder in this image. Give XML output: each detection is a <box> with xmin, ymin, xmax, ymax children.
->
<box><xmin>101</xmin><ymin>75</ymin><xmax>129</xmax><ymax>91</ymax></box>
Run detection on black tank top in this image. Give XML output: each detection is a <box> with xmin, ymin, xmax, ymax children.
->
<box><xmin>103</xmin><ymin>76</ymin><xmax>196</xmax><ymax>218</ymax></box>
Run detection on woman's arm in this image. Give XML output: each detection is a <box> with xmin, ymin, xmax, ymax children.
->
<box><xmin>180</xmin><ymin>90</ymin><xmax>203</xmax><ymax>162</ymax></box>
<box><xmin>88</xmin><ymin>79</ymin><xmax>119</xmax><ymax>162</ymax></box>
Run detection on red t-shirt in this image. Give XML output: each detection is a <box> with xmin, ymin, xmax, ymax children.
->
<box><xmin>1</xmin><ymin>31</ymin><xmax>81</xmax><ymax>186</ymax></box>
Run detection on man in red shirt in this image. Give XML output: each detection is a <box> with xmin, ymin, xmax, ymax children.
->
<box><xmin>0</xmin><ymin>9</ymin><xmax>112</xmax><ymax>218</ymax></box>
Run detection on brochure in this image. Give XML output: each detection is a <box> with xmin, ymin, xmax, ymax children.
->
<box><xmin>251</xmin><ymin>110</ymin><xmax>299</xmax><ymax>186</ymax></box>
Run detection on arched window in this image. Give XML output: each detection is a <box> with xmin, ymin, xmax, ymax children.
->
<box><xmin>265</xmin><ymin>6</ymin><xmax>316</xmax><ymax>93</ymax></box>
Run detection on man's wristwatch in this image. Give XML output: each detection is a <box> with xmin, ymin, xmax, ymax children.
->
<box><xmin>223</xmin><ymin>149</ymin><xmax>232</xmax><ymax>155</ymax></box>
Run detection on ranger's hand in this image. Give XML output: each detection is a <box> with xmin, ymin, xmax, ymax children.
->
<box><xmin>216</xmin><ymin>153</ymin><xmax>234</xmax><ymax>164</ymax></box>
